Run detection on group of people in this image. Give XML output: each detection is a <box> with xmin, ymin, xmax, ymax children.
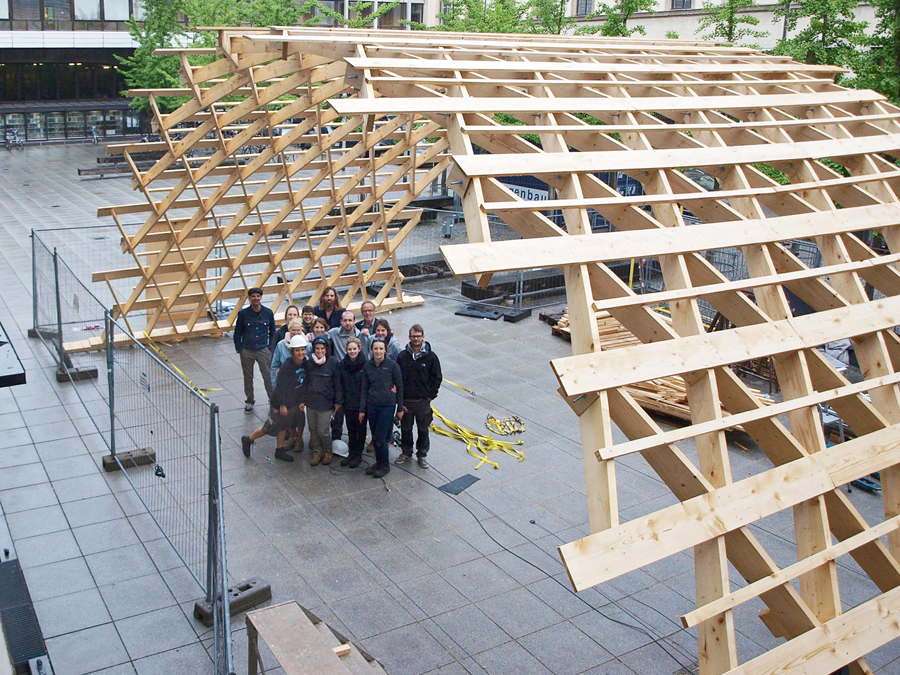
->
<box><xmin>234</xmin><ymin>287</ymin><xmax>442</xmax><ymax>479</ymax></box>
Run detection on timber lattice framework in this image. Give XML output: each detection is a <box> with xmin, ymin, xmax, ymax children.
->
<box><xmin>104</xmin><ymin>26</ymin><xmax>900</xmax><ymax>675</ymax></box>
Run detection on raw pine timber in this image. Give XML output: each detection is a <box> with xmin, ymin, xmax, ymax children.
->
<box><xmin>93</xmin><ymin>28</ymin><xmax>452</xmax><ymax>344</ymax></box>
<box><xmin>109</xmin><ymin>26</ymin><xmax>900</xmax><ymax>675</ymax></box>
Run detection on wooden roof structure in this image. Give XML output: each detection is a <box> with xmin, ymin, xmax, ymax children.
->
<box><xmin>106</xmin><ymin>27</ymin><xmax>900</xmax><ymax>675</ymax></box>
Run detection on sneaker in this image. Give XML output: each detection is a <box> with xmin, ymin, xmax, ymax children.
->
<box><xmin>394</xmin><ymin>454</ymin><xmax>411</xmax><ymax>466</ymax></box>
<box><xmin>365</xmin><ymin>442</ymin><xmax>374</xmax><ymax>454</ymax></box>
<box><xmin>311</xmin><ymin>452</ymin><xmax>322</xmax><ymax>467</ymax></box>
<box><xmin>244</xmin><ymin>403</ymin><xmax>253</xmax><ymax>414</ymax></box>
<box><xmin>275</xmin><ymin>447</ymin><xmax>294</xmax><ymax>463</ymax></box>
<box><xmin>365</xmin><ymin>464</ymin><xmax>377</xmax><ymax>475</ymax></box>
<box><xmin>292</xmin><ymin>437</ymin><xmax>304</xmax><ymax>453</ymax></box>
<box><xmin>322</xmin><ymin>451</ymin><xmax>333</xmax><ymax>466</ymax></box>
<box><xmin>348</xmin><ymin>455</ymin><xmax>362</xmax><ymax>469</ymax></box>
<box><xmin>417</xmin><ymin>457</ymin><xmax>429</xmax><ymax>469</ymax></box>
<box><xmin>340</xmin><ymin>456</ymin><xmax>351</xmax><ymax>467</ymax></box>
<box><xmin>241</xmin><ymin>435</ymin><xmax>252</xmax><ymax>458</ymax></box>
<box><xmin>373</xmin><ymin>465</ymin><xmax>390</xmax><ymax>478</ymax></box>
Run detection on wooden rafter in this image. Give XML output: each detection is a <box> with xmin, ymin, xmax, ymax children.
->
<box><xmin>95</xmin><ymin>26</ymin><xmax>900</xmax><ymax>675</ymax></box>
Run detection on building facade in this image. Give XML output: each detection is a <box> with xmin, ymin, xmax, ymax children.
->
<box><xmin>570</xmin><ymin>0</ymin><xmax>876</xmax><ymax>50</ymax></box>
<box><xmin>0</xmin><ymin>0</ymin><xmax>441</xmax><ymax>143</ymax></box>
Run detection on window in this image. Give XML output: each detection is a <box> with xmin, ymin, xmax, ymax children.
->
<box><xmin>0</xmin><ymin>0</ymin><xmax>8</xmax><ymax>20</ymax></box>
<box><xmin>671</xmin><ymin>0</ymin><xmax>691</xmax><ymax>8</ymax></box>
<box><xmin>103</xmin><ymin>0</ymin><xmax>128</xmax><ymax>21</ymax></box>
<box><xmin>44</xmin><ymin>0</ymin><xmax>72</xmax><ymax>20</ymax></box>
<box><xmin>10</xmin><ymin>0</ymin><xmax>39</xmax><ymax>20</ymax></box>
<box><xmin>575</xmin><ymin>0</ymin><xmax>593</xmax><ymax>15</ymax></box>
<box><xmin>74</xmin><ymin>0</ymin><xmax>100</xmax><ymax>19</ymax></box>
<box><xmin>27</xmin><ymin>112</ymin><xmax>46</xmax><ymax>140</ymax></box>
<box><xmin>47</xmin><ymin>111</ymin><xmax>65</xmax><ymax>139</ymax></box>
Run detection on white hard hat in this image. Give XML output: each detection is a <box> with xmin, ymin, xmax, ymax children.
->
<box><xmin>287</xmin><ymin>335</ymin><xmax>308</xmax><ymax>351</ymax></box>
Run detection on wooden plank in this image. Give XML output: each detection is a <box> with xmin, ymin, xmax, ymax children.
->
<box><xmin>246</xmin><ymin>601</ymin><xmax>352</xmax><ymax>675</ymax></box>
<box><xmin>558</xmin><ymin>423</ymin><xmax>900</xmax><ymax>592</ymax></box>
<box><xmin>552</xmin><ymin>293</ymin><xmax>900</xmax><ymax>397</ymax></box>
<box><xmin>441</xmin><ymin>203</ymin><xmax>900</xmax><ymax>277</ymax></box>
<box><xmin>332</xmin><ymin>90</ymin><xmax>877</xmax><ymax>117</ymax></box>
<box><xmin>453</xmin><ymin>133</ymin><xmax>900</xmax><ymax>178</ymax></box>
<box><xmin>592</xmin><ymin>251</ymin><xmax>900</xmax><ymax>315</ymax></box>
<box><xmin>603</xmin><ymin>371</ymin><xmax>900</xmax><ymax>460</ymax></box>
<box><xmin>721</xmin><ymin>584</ymin><xmax>900</xmax><ymax>675</ymax></box>
<box><xmin>343</xmin><ymin>57</ymin><xmax>840</xmax><ymax>76</ymax></box>
<box><xmin>682</xmin><ymin>514</ymin><xmax>900</xmax><ymax>629</ymax></box>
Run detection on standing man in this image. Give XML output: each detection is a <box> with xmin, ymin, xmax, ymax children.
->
<box><xmin>326</xmin><ymin>310</ymin><xmax>361</xmax><ymax>440</ymax></box>
<box><xmin>396</xmin><ymin>324</ymin><xmax>442</xmax><ymax>468</ymax></box>
<box><xmin>315</xmin><ymin>286</ymin><xmax>343</xmax><ymax>329</ymax></box>
<box><xmin>356</xmin><ymin>300</ymin><xmax>377</xmax><ymax>336</ymax></box>
<box><xmin>234</xmin><ymin>287</ymin><xmax>276</xmax><ymax>413</ymax></box>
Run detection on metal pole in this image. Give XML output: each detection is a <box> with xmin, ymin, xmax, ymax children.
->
<box><xmin>31</xmin><ymin>231</ymin><xmax>38</xmax><ymax>334</ymax></box>
<box><xmin>106</xmin><ymin>312</ymin><xmax>116</xmax><ymax>457</ymax></box>
<box><xmin>206</xmin><ymin>402</ymin><xmax>219</xmax><ymax>603</ymax></box>
<box><xmin>53</xmin><ymin>248</ymin><xmax>65</xmax><ymax>369</ymax></box>
<box><xmin>516</xmin><ymin>269</ymin><xmax>524</xmax><ymax>312</ymax></box>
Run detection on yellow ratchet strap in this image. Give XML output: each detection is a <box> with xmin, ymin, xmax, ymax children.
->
<box><xmin>431</xmin><ymin>408</ymin><xmax>524</xmax><ymax>470</ymax></box>
<box><xmin>141</xmin><ymin>333</ymin><xmax>222</xmax><ymax>399</ymax></box>
<box><xmin>485</xmin><ymin>414</ymin><xmax>525</xmax><ymax>436</ymax></box>
<box><xmin>443</xmin><ymin>379</ymin><xmax>476</xmax><ymax>396</ymax></box>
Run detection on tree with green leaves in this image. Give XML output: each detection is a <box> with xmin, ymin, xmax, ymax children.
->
<box><xmin>696</xmin><ymin>0</ymin><xmax>768</xmax><ymax>46</ymax></box>
<box><xmin>526</xmin><ymin>0</ymin><xmax>575</xmax><ymax>34</ymax></box>
<box><xmin>119</xmin><ymin>0</ymin><xmax>399</xmax><ymax>113</ymax></box>
<box><xmin>772</xmin><ymin>0</ymin><xmax>867</xmax><ymax>67</ymax></box>
<box><xmin>576</xmin><ymin>0</ymin><xmax>654</xmax><ymax>37</ymax></box>
<box><xmin>436</xmin><ymin>0</ymin><xmax>529</xmax><ymax>33</ymax></box>
<box><xmin>852</xmin><ymin>0</ymin><xmax>899</xmax><ymax>102</ymax></box>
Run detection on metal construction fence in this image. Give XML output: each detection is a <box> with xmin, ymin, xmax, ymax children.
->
<box><xmin>31</xmin><ymin>231</ymin><xmax>234</xmax><ymax>675</ymax></box>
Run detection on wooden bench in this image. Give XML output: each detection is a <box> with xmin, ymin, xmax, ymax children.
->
<box><xmin>246</xmin><ymin>601</ymin><xmax>387</xmax><ymax>675</ymax></box>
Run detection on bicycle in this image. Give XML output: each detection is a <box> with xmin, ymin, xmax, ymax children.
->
<box><xmin>5</xmin><ymin>130</ymin><xmax>24</xmax><ymax>151</ymax></box>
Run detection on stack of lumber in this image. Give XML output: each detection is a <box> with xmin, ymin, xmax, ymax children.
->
<box><xmin>553</xmin><ymin>309</ymin><xmax>772</xmax><ymax>421</ymax></box>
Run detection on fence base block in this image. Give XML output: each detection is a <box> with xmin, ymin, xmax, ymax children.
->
<box><xmin>56</xmin><ymin>366</ymin><xmax>98</xmax><ymax>383</ymax></box>
<box><xmin>503</xmin><ymin>308</ymin><xmax>533</xmax><ymax>323</ymax></box>
<box><xmin>194</xmin><ymin>577</ymin><xmax>272</xmax><ymax>627</ymax></box>
<box><xmin>102</xmin><ymin>448</ymin><xmax>156</xmax><ymax>472</ymax></box>
<box><xmin>27</xmin><ymin>328</ymin><xmax>59</xmax><ymax>340</ymax></box>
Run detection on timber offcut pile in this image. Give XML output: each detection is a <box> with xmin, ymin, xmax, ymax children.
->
<box><xmin>551</xmin><ymin>310</ymin><xmax>772</xmax><ymax>422</ymax></box>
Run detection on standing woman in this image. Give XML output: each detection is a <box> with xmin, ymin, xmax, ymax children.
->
<box><xmin>305</xmin><ymin>336</ymin><xmax>342</xmax><ymax>466</ymax></box>
<box><xmin>338</xmin><ymin>337</ymin><xmax>367</xmax><ymax>468</ymax></box>
<box><xmin>360</xmin><ymin>339</ymin><xmax>403</xmax><ymax>478</ymax></box>
<box><xmin>272</xmin><ymin>305</ymin><xmax>300</xmax><ymax>347</ymax></box>
<box><xmin>364</xmin><ymin>318</ymin><xmax>402</xmax><ymax>361</ymax></box>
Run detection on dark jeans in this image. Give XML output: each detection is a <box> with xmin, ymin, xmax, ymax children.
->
<box><xmin>331</xmin><ymin>407</ymin><xmax>344</xmax><ymax>441</ymax></box>
<box><xmin>367</xmin><ymin>404</ymin><xmax>394</xmax><ymax>469</ymax></box>
<box><xmin>346</xmin><ymin>408</ymin><xmax>366</xmax><ymax>458</ymax></box>
<box><xmin>401</xmin><ymin>398</ymin><xmax>432</xmax><ymax>457</ymax></box>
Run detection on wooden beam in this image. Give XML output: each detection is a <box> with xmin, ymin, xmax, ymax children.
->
<box><xmin>558</xmin><ymin>423</ymin><xmax>900</xmax><ymax>592</ymax></box>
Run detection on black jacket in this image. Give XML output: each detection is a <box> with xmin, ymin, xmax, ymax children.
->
<box><xmin>305</xmin><ymin>357</ymin><xmax>343</xmax><ymax>411</ymax></box>
<box><xmin>315</xmin><ymin>306</ymin><xmax>343</xmax><ymax>329</ymax></box>
<box><xmin>339</xmin><ymin>353</ymin><xmax>368</xmax><ymax>411</ymax></box>
<box><xmin>360</xmin><ymin>358</ymin><xmax>403</xmax><ymax>411</ymax></box>
<box><xmin>272</xmin><ymin>359</ymin><xmax>307</xmax><ymax>409</ymax></box>
<box><xmin>397</xmin><ymin>342</ymin><xmax>442</xmax><ymax>401</ymax></box>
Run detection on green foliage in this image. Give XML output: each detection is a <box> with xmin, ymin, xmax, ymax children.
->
<box><xmin>665</xmin><ymin>30</ymin><xmax>678</xmax><ymax>39</ymax></box>
<box><xmin>120</xmin><ymin>0</ymin><xmax>400</xmax><ymax>113</ymax></box>
<box><xmin>494</xmin><ymin>113</ymin><xmax>541</xmax><ymax>146</ymax></box>
<box><xmin>850</xmin><ymin>0</ymin><xmax>899</xmax><ymax>103</ymax></box>
<box><xmin>753</xmin><ymin>163</ymin><xmax>790</xmax><ymax>185</ymax></box>
<box><xmin>696</xmin><ymin>0</ymin><xmax>767</xmax><ymax>46</ymax></box>
<box><xmin>576</xmin><ymin>0</ymin><xmax>654</xmax><ymax>37</ymax></box>
<box><xmin>437</xmin><ymin>0</ymin><xmax>528</xmax><ymax>33</ymax></box>
<box><xmin>772</xmin><ymin>0</ymin><xmax>867</xmax><ymax>68</ymax></box>
<box><xmin>526</xmin><ymin>0</ymin><xmax>576</xmax><ymax>34</ymax></box>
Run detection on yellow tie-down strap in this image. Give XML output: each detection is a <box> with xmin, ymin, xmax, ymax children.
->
<box><xmin>431</xmin><ymin>408</ymin><xmax>524</xmax><ymax>470</ymax></box>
